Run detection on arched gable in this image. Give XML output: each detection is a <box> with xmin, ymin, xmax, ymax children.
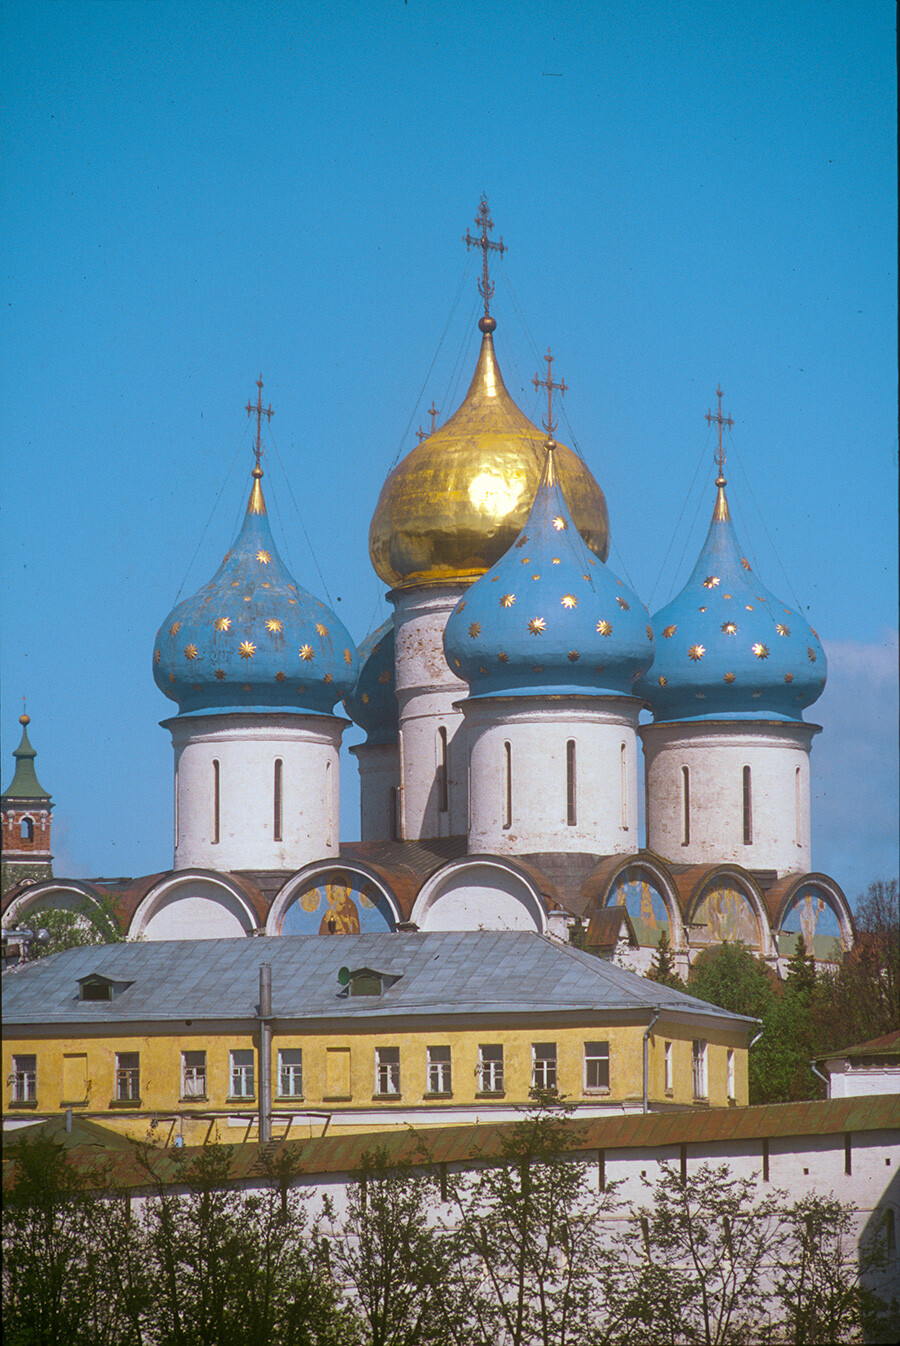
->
<box><xmin>774</xmin><ymin>874</ymin><xmax>853</xmax><ymax>960</ymax></box>
<box><xmin>268</xmin><ymin>862</ymin><xmax>400</xmax><ymax>936</ymax></box>
<box><xmin>2</xmin><ymin>880</ymin><xmax>119</xmax><ymax>940</ymax></box>
<box><xmin>597</xmin><ymin>857</ymin><xmax>684</xmax><ymax>950</ymax></box>
<box><xmin>411</xmin><ymin>857</ymin><xmax>548</xmax><ymax>934</ymax></box>
<box><xmin>129</xmin><ymin>871</ymin><xmax>259</xmax><ymax>941</ymax></box>
<box><xmin>686</xmin><ymin>868</ymin><xmax>773</xmax><ymax>957</ymax></box>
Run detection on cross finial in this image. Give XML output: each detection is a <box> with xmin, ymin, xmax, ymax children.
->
<box><xmin>705</xmin><ymin>385</ymin><xmax>734</xmax><ymax>483</ymax></box>
<box><xmin>533</xmin><ymin>347</ymin><xmax>567</xmax><ymax>435</ymax></box>
<box><xmin>427</xmin><ymin>401</ymin><xmax>439</xmax><ymax>432</ymax></box>
<box><xmin>464</xmin><ymin>195</ymin><xmax>507</xmax><ymax>322</ymax></box>
<box><xmin>246</xmin><ymin>375</ymin><xmax>274</xmax><ymax>472</ymax></box>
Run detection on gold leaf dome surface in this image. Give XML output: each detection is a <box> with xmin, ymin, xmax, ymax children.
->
<box><xmin>369</xmin><ymin>327</ymin><xmax>610</xmax><ymax>589</ymax></box>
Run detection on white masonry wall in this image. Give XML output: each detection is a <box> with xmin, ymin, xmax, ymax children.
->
<box><xmin>164</xmin><ymin>712</ymin><xmax>347</xmax><ymax>872</ymax></box>
<box><xmin>640</xmin><ymin>720</ymin><xmax>819</xmax><ymax>874</ymax></box>
<box><xmin>350</xmin><ymin>740</ymin><xmax>400</xmax><ymax>841</ymax></box>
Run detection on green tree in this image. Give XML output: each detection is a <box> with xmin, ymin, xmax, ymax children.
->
<box><xmin>812</xmin><ymin>879</ymin><xmax>899</xmax><ymax>1053</ymax></box>
<box><xmin>645</xmin><ymin>927</ymin><xmax>683</xmax><ymax>990</ymax></box>
<box><xmin>20</xmin><ymin>893</ymin><xmax>125</xmax><ymax>959</ymax></box>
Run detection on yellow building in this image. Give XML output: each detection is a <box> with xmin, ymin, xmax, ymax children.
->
<box><xmin>3</xmin><ymin>931</ymin><xmax>754</xmax><ymax>1145</ymax></box>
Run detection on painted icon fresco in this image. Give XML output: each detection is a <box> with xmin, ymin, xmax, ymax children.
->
<box><xmin>281</xmin><ymin>873</ymin><xmax>395</xmax><ymax>936</ymax></box>
<box><xmin>693</xmin><ymin>881</ymin><xmax>762</xmax><ymax>949</ymax></box>
<box><xmin>777</xmin><ymin>884</ymin><xmax>846</xmax><ymax>960</ymax></box>
<box><xmin>608</xmin><ymin>871</ymin><xmax>670</xmax><ymax>946</ymax></box>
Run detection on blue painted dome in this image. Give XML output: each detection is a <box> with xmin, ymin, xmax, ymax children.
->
<box><xmin>635</xmin><ymin>474</ymin><xmax>826</xmax><ymax>721</ymax></box>
<box><xmin>343</xmin><ymin>620</ymin><xmax>398</xmax><ymax>744</ymax></box>
<box><xmin>444</xmin><ymin>441</ymin><xmax>654</xmax><ymax>697</ymax></box>
<box><xmin>153</xmin><ymin>467</ymin><xmax>359</xmax><ymax>716</ymax></box>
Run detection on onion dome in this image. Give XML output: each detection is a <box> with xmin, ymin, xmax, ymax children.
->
<box><xmin>343</xmin><ymin>619</ymin><xmax>398</xmax><ymax>744</ymax></box>
<box><xmin>2</xmin><ymin>715</ymin><xmax>51</xmax><ymax>802</ymax></box>
<box><xmin>636</xmin><ymin>471</ymin><xmax>826</xmax><ymax>721</ymax></box>
<box><xmin>153</xmin><ymin>466</ymin><xmax>359</xmax><ymax>716</ymax></box>
<box><xmin>444</xmin><ymin>441</ymin><xmax>654</xmax><ymax>697</ymax></box>
<box><xmin>369</xmin><ymin>317</ymin><xmax>610</xmax><ymax>590</ymax></box>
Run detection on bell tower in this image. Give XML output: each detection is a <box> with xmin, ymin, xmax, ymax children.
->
<box><xmin>1</xmin><ymin>713</ymin><xmax>54</xmax><ymax>896</ymax></box>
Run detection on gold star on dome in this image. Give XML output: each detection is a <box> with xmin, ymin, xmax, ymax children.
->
<box><xmin>154</xmin><ymin>649</ymin><xmax>161</xmax><ymax>664</ymax></box>
<box><xmin>699</xmin><ymin>606</ymin><xmax>707</xmax><ymax>613</ymax></box>
<box><xmin>658</xmin><ymin>675</ymin><xmax>668</xmax><ymax>686</ymax></box>
<box><xmin>532</xmin><ymin>574</ymin><xmax>541</xmax><ymax>581</ymax></box>
<box><xmin>784</xmin><ymin>672</ymin><xmax>794</xmax><ymax>683</ymax></box>
<box><xmin>222</xmin><ymin>551</ymin><xmax>231</xmax><ymax>563</ymax></box>
<box><xmin>215</xmin><ymin>668</ymin><xmax>226</xmax><ymax>680</ymax></box>
<box><xmin>361</xmin><ymin>692</ymin><xmax>370</xmax><ymax>704</ymax></box>
<box><xmin>256</xmin><ymin>550</ymin><xmax>271</xmax><ymax>564</ymax></box>
<box><xmin>531</xmin><ymin>664</ymin><xmax>543</xmax><ymax>673</ymax></box>
<box><xmin>344</xmin><ymin>648</ymin><xmax>353</xmax><ymax>664</ymax></box>
<box><xmin>561</xmin><ymin>594</ymin><xmax>577</xmax><ymax>608</ymax></box>
<box><xmin>468</xmin><ymin>621</ymin><xmax>482</xmax><ymax>637</ymax></box>
<box><xmin>616</xmin><ymin>597</ymin><xmax>630</xmax><ymax>610</ymax></box>
<box><xmin>528</xmin><ymin>617</ymin><xmax>546</xmax><ymax>635</ymax></box>
<box><xmin>752</xmin><ymin>643</ymin><xmax>769</xmax><ymax>659</ymax></box>
<box><xmin>168</xmin><ymin>673</ymin><xmax>175</xmax><ymax>683</ymax></box>
<box><xmin>704</xmin><ymin>576</ymin><xmax>720</xmax><ymax>589</ymax></box>
<box><xmin>724</xmin><ymin>593</ymin><xmax>733</xmax><ymax>599</ymax></box>
<box><xmin>520</xmin><ymin>557</ymin><xmax>531</xmax><ymax>564</ymax></box>
<box><xmin>299</xmin><ymin>644</ymin><xmax>315</xmax><ymax>661</ymax></box>
<box><xmin>239</xmin><ymin>642</ymin><xmax>256</xmax><ymax>658</ymax></box>
<box><xmin>776</xmin><ymin>624</ymin><xmax>790</xmax><ymax>637</ymax></box>
<box><xmin>266</xmin><ymin>619</ymin><xmax>284</xmax><ymax>634</ymax></box>
<box><xmin>500</xmin><ymin>593</ymin><xmax>516</xmax><ymax>607</ymax></box>
<box><xmin>662</xmin><ymin>625</ymin><xmax>676</xmax><ymax>638</ymax></box>
<box><xmin>242</xmin><ymin>683</ymin><xmax>251</xmax><ymax>692</ymax></box>
<box><xmin>479</xmin><ymin>665</ymin><xmax>487</xmax><ymax>674</ymax></box>
<box><xmin>324</xmin><ymin>673</ymin><xmax>333</xmax><ymax>683</ymax></box>
<box><xmin>288</xmin><ymin>598</ymin><xmax>297</xmax><ymax>605</ymax></box>
<box><xmin>741</xmin><ymin>557</ymin><xmax>751</xmax><ymax>570</ymax></box>
<box><xmin>275</xmin><ymin>671</ymin><xmax>286</xmax><ymax>681</ymax></box>
<box><xmin>316</xmin><ymin>623</ymin><xmax>329</xmax><ymax>637</ymax></box>
<box><xmin>596</xmin><ymin>620</ymin><xmax>612</xmax><ymax>636</ymax></box>
<box><xmin>192</xmin><ymin>683</ymin><xmax>202</xmax><ymax>691</ymax></box>
<box><xmin>215</xmin><ymin>617</ymin><xmax>231</xmax><ymax>632</ymax></box>
<box><xmin>723</xmin><ymin>671</ymin><xmax>736</xmax><ymax>683</ymax></box>
<box><xmin>457</xmin><ymin>600</ymin><xmax>467</xmax><ymax>611</ymax></box>
<box><xmin>170</xmin><ymin>622</ymin><xmax>181</xmax><ymax>636</ymax></box>
<box><xmin>552</xmin><ymin>516</ymin><xmax>567</xmax><ymax>531</ymax></box>
<box><xmin>515</xmin><ymin>535</ymin><xmax>528</xmax><ymax>548</ymax></box>
<box><xmin>807</xmin><ymin>647</ymin><xmax>817</xmax><ymax>662</ymax></box>
<box><xmin>378</xmin><ymin>670</ymin><xmax>391</xmax><ymax>684</ymax></box>
<box><xmin>688</xmin><ymin>645</ymin><xmax>705</xmax><ymax>660</ymax></box>
<box><xmin>498</xmin><ymin>651</ymin><xmax>509</xmax><ymax>663</ymax></box>
<box><xmin>261</xmin><ymin>582</ymin><xmax>271</xmax><ymax>589</ymax></box>
<box><xmin>752</xmin><ymin>690</ymin><xmax>762</xmax><ymax>698</ymax></box>
<box><xmin>582</xmin><ymin>573</ymin><xmax>590</xmax><ymax>581</ymax></box>
<box><xmin>453</xmin><ymin>657</ymin><xmax>461</xmax><ymax>668</ymax></box>
<box><xmin>568</xmin><ymin>650</ymin><xmax>580</xmax><ymax>661</ymax></box>
<box><xmin>647</xmin><ymin>626</ymin><xmax>654</xmax><ymax>641</ymax></box>
<box><xmin>745</xmin><ymin>604</ymin><xmax>754</xmax><ymax>611</ymax></box>
<box><xmin>231</xmin><ymin>580</ymin><xmax>240</xmax><ymax>587</ymax></box>
<box><xmin>722</xmin><ymin>621</ymin><xmax>737</xmax><ymax>634</ymax></box>
<box><xmin>184</xmin><ymin>644</ymin><xmax>199</xmax><ymax>660</ymax></box>
<box><xmin>552</xmin><ymin>557</ymin><xmax>561</xmax><ymax>565</ymax></box>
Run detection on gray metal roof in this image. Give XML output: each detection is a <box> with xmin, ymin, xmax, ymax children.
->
<box><xmin>1</xmin><ymin>931</ymin><xmax>756</xmax><ymax>1029</ymax></box>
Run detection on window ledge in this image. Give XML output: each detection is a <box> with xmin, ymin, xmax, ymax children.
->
<box><xmin>179</xmin><ymin>1095</ymin><xmax>208</xmax><ymax>1103</ymax></box>
<box><xmin>584</xmin><ymin>1089</ymin><xmax>611</xmax><ymax>1097</ymax></box>
<box><xmin>8</xmin><ymin>1099</ymin><xmax>39</xmax><ymax>1109</ymax></box>
<box><xmin>275</xmin><ymin>1097</ymin><xmax>305</xmax><ymax>1104</ymax></box>
<box><xmin>226</xmin><ymin>1095</ymin><xmax>256</xmax><ymax>1104</ymax></box>
<box><xmin>323</xmin><ymin>1095</ymin><xmax>352</xmax><ymax>1103</ymax></box>
<box><xmin>692</xmin><ymin>1097</ymin><xmax>710</xmax><ymax>1106</ymax></box>
<box><xmin>60</xmin><ymin>1099</ymin><xmax>88</xmax><ymax>1108</ymax></box>
<box><xmin>423</xmin><ymin>1091</ymin><xmax>453</xmax><ymax>1099</ymax></box>
<box><xmin>373</xmin><ymin>1094</ymin><xmax>403</xmax><ymax>1101</ymax></box>
<box><xmin>109</xmin><ymin>1098</ymin><xmax>142</xmax><ymax>1108</ymax></box>
<box><xmin>475</xmin><ymin>1090</ymin><xmax>506</xmax><ymax>1099</ymax></box>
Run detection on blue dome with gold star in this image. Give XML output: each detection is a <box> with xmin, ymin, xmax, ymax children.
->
<box><xmin>444</xmin><ymin>441</ymin><xmax>654</xmax><ymax>697</ymax></box>
<box><xmin>343</xmin><ymin>620</ymin><xmax>398</xmax><ymax>744</ymax></box>
<box><xmin>635</xmin><ymin>471</ymin><xmax>826</xmax><ymax>722</ymax></box>
<box><xmin>153</xmin><ymin>466</ymin><xmax>359</xmax><ymax>717</ymax></box>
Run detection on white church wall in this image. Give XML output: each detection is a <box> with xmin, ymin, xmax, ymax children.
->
<box><xmin>349</xmin><ymin>741</ymin><xmax>400</xmax><ymax>841</ymax></box>
<box><xmin>130</xmin><ymin>874</ymin><xmax>257</xmax><ymax>940</ymax></box>
<box><xmin>411</xmin><ymin>858</ymin><xmax>547</xmax><ymax>932</ymax></box>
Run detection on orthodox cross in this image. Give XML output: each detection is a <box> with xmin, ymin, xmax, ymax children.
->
<box><xmin>464</xmin><ymin>196</ymin><xmax>507</xmax><ymax>318</ymax></box>
<box><xmin>533</xmin><ymin>348</ymin><xmax>567</xmax><ymax>436</ymax></box>
<box><xmin>246</xmin><ymin>375</ymin><xmax>274</xmax><ymax>469</ymax></box>
<box><xmin>706</xmin><ymin>385</ymin><xmax>734</xmax><ymax>478</ymax></box>
<box><xmin>416</xmin><ymin>402</ymin><xmax>440</xmax><ymax>442</ymax></box>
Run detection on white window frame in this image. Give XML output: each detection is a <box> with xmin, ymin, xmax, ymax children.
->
<box><xmin>278</xmin><ymin>1047</ymin><xmax>303</xmax><ymax>1098</ymax></box>
<box><xmin>692</xmin><ymin>1039</ymin><xmax>708</xmax><ymax>1099</ymax></box>
<box><xmin>583</xmin><ymin>1041</ymin><xmax>610</xmax><ymax>1093</ymax></box>
<box><xmin>532</xmin><ymin>1042</ymin><xmax>558</xmax><ymax>1092</ymax></box>
<box><xmin>727</xmin><ymin>1048</ymin><xmax>736</xmax><ymax>1100</ymax></box>
<box><xmin>230</xmin><ymin>1048</ymin><xmax>255</xmax><ymax>1099</ymax></box>
<box><xmin>11</xmin><ymin>1054</ymin><xmax>37</xmax><ymax>1103</ymax></box>
<box><xmin>375</xmin><ymin>1046</ymin><xmax>400</xmax><ymax>1096</ymax></box>
<box><xmin>665</xmin><ymin>1041</ymin><xmax>674</xmax><ymax>1094</ymax></box>
<box><xmin>115</xmin><ymin>1051</ymin><xmax>140</xmax><ymax>1101</ymax></box>
<box><xmin>478</xmin><ymin>1044</ymin><xmax>504</xmax><ymax>1093</ymax></box>
<box><xmin>182</xmin><ymin>1050</ymin><xmax>207</xmax><ymax>1099</ymax></box>
<box><xmin>426</xmin><ymin>1045</ymin><xmax>452</xmax><ymax>1094</ymax></box>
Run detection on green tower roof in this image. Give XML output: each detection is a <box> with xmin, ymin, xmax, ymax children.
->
<box><xmin>2</xmin><ymin>715</ymin><xmax>52</xmax><ymax>803</ymax></box>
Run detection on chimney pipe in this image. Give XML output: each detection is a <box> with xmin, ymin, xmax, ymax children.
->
<box><xmin>259</xmin><ymin>963</ymin><xmax>272</xmax><ymax>1144</ymax></box>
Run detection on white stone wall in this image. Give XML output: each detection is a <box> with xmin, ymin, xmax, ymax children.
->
<box><xmin>827</xmin><ymin>1065</ymin><xmax>900</xmax><ymax>1099</ymax></box>
<box><xmin>464</xmin><ymin>696</ymin><xmax>642</xmax><ymax>855</ymax></box>
<box><xmin>350</xmin><ymin>741</ymin><xmax>400</xmax><ymax>841</ymax></box>
<box><xmin>390</xmin><ymin>585</ymin><xmax>469</xmax><ymax>840</ymax></box>
<box><xmin>164</xmin><ymin>713</ymin><xmax>346</xmax><ymax>871</ymax></box>
<box><xmin>640</xmin><ymin>720</ymin><xmax>819</xmax><ymax>873</ymax></box>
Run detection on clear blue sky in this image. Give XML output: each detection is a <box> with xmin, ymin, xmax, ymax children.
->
<box><xmin>2</xmin><ymin>0</ymin><xmax>896</xmax><ymax>904</ymax></box>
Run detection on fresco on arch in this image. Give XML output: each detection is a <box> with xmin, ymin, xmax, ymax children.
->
<box><xmin>692</xmin><ymin>880</ymin><xmax>762</xmax><ymax>950</ymax></box>
<box><xmin>608</xmin><ymin>871</ymin><xmax>670</xmax><ymax>947</ymax></box>
<box><xmin>281</xmin><ymin>872</ymin><xmax>396</xmax><ymax>936</ymax></box>
<box><xmin>777</xmin><ymin>883</ymin><xmax>846</xmax><ymax>961</ymax></box>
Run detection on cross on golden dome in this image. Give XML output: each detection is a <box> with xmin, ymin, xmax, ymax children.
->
<box><xmin>464</xmin><ymin>195</ymin><xmax>507</xmax><ymax>320</ymax></box>
<box><xmin>416</xmin><ymin>401</ymin><xmax>440</xmax><ymax>443</ymax></box>
<box><xmin>706</xmin><ymin>385</ymin><xmax>734</xmax><ymax>483</ymax></box>
<box><xmin>533</xmin><ymin>348</ymin><xmax>567</xmax><ymax>436</ymax></box>
<box><xmin>246</xmin><ymin>375</ymin><xmax>274</xmax><ymax>471</ymax></box>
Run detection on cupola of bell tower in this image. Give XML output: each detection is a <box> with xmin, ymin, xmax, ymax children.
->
<box><xmin>1</xmin><ymin>712</ymin><xmax>54</xmax><ymax>896</ymax></box>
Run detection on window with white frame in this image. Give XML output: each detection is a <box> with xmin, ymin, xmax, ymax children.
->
<box><xmin>427</xmin><ymin>1045</ymin><xmax>452</xmax><ymax>1094</ymax></box>
<box><xmin>532</xmin><ymin>1042</ymin><xmax>558</xmax><ymax>1092</ymax></box>
<box><xmin>375</xmin><ymin>1046</ymin><xmax>400</xmax><ymax>1095</ymax></box>
<box><xmin>11</xmin><ymin>1054</ymin><xmax>36</xmax><ymax>1103</ymax></box>
<box><xmin>664</xmin><ymin>1041</ymin><xmax>674</xmax><ymax>1094</ymax></box>
<box><xmin>692</xmin><ymin>1039</ymin><xmax>708</xmax><ymax>1099</ymax></box>
<box><xmin>182</xmin><ymin>1050</ymin><xmax>206</xmax><ymax>1098</ymax></box>
<box><xmin>478</xmin><ymin>1044</ymin><xmax>504</xmax><ymax>1093</ymax></box>
<box><xmin>584</xmin><ymin>1041</ymin><xmax>610</xmax><ymax>1092</ymax></box>
<box><xmin>278</xmin><ymin>1048</ymin><xmax>303</xmax><ymax>1097</ymax></box>
<box><xmin>230</xmin><ymin>1048</ymin><xmax>255</xmax><ymax>1098</ymax></box>
<box><xmin>115</xmin><ymin>1052</ymin><xmax>140</xmax><ymax>1101</ymax></box>
<box><xmin>727</xmin><ymin>1048</ymin><xmax>735</xmax><ymax>1100</ymax></box>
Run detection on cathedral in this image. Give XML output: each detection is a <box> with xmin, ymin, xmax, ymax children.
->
<box><xmin>1</xmin><ymin>201</ymin><xmax>853</xmax><ymax>979</ymax></box>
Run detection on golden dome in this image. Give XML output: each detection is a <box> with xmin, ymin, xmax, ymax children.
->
<box><xmin>369</xmin><ymin>320</ymin><xmax>610</xmax><ymax>589</ymax></box>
